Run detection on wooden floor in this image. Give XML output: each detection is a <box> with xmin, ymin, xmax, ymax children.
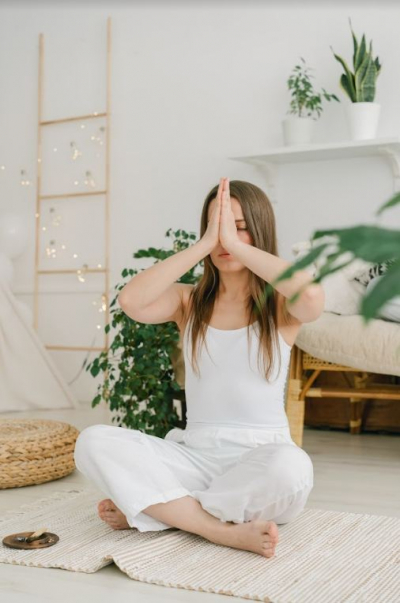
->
<box><xmin>1</xmin><ymin>403</ymin><xmax>399</xmax><ymax>603</ymax></box>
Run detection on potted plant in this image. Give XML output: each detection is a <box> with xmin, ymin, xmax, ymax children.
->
<box><xmin>282</xmin><ymin>56</ymin><xmax>340</xmax><ymax>145</ymax></box>
<box><xmin>85</xmin><ymin>228</ymin><xmax>201</xmax><ymax>438</ymax></box>
<box><xmin>331</xmin><ymin>18</ymin><xmax>382</xmax><ymax>140</ymax></box>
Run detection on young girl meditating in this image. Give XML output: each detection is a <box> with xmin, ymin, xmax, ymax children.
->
<box><xmin>74</xmin><ymin>177</ymin><xmax>324</xmax><ymax>559</ymax></box>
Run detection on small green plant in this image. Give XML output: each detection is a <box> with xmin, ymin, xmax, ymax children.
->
<box><xmin>287</xmin><ymin>56</ymin><xmax>340</xmax><ymax>120</ymax></box>
<box><xmin>331</xmin><ymin>17</ymin><xmax>382</xmax><ymax>102</ymax></box>
<box><xmin>85</xmin><ymin>228</ymin><xmax>201</xmax><ymax>438</ymax></box>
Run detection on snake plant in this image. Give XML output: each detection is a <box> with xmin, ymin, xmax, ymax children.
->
<box><xmin>331</xmin><ymin>18</ymin><xmax>381</xmax><ymax>102</ymax></box>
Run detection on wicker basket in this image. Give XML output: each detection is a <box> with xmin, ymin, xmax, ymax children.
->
<box><xmin>0</xmin><ymin>419</ymin><xmax>80</xmax><ymax>489</ymax></box>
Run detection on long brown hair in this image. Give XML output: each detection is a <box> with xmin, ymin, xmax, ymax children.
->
<box><xmin>182</xmin><ymin>180</ymin><xmax>293</xmax><ymax>382</ymax></box>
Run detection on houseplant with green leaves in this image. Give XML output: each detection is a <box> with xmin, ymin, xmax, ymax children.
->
<box><xmin>331</xmin><ymin>17</ymin><xmax>382</xmax><ymax>140</ymax></box>
<box><xmin>85</xmin><ymin>228</ymin><xmax>201</xmax><ymax>439</ymax></box>
<box><xmin>282</xmin><ymin>56</ymin><xmax>339</xmax><ymax>145</ymax></box>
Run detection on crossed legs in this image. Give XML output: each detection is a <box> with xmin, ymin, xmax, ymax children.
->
<box><xmin>75</xmin><ymin>425</ymin><xmax>313</xmax><ymax>559</ymax></box>
<box><xmin>98</xmin><ymin>494</ymin><xmax>280</xmax><ymax>558</ymax></box>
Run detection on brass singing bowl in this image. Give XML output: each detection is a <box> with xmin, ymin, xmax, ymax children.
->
<box><xmin>2</xmin><ymin>531</ymin><xmax>59</xmax><ymax>549</ymax></box>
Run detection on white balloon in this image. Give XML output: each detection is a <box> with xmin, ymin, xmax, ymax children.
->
<box><xmin>0</xmin><ymin>251</ymin><xmax>14</xmax><ymax>285</ymax></box>
<box><xmin>0</xmin><ymin>212</ymin><xmax>30</xmax><ymax>260</ymax></box>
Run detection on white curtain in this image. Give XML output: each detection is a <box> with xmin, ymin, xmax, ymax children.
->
<box><xmin>0</xmin><ymin>280</ymin><xmax>79</xmax><ymax>412</ymax></box>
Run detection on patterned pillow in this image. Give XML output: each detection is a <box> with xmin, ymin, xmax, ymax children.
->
<box><xmin>365</xmin><ymin>274</ymin><xmax>400</xmax><ymax>323</ymax></box>
<box><xmin>353</xmin><ymin>258</ymin><xmax>397</xmax><ymax>287</ymax></box>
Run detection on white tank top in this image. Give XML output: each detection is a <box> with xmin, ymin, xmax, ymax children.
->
<box><xmin>182</xmin><ymin>320</ymin><xmax>292</xmax><ymax>430</ymax></box>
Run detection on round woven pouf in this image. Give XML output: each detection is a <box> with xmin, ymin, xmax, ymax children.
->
<box><xmin>0</xmin><ymin>419</ymin><xmax>80</xmax><ymax>489</ymax></box>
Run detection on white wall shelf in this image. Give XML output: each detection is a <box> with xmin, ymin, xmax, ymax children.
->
<box><xmin>229</xmin><ymin>137</ymin><xmax>400</xmax><ymax>203</ymax></box>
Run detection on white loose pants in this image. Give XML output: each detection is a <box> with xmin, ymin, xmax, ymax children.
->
<box><xmin>73</xmin><ymin>423</ymin><xmax>314</xmax><ymax>532</ymax></box>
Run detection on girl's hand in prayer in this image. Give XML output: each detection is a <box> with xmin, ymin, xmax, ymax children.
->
<box><xmin>201</xmin><ymin>177</ymin><xmax>224</xmax><ymax>252</ymax></box>
<box><xmin>219</xmin><ymin>177</ymin><xmax>242</xmax><ymax>254</ymax></box>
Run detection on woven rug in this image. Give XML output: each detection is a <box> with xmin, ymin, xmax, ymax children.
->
<box><xmin>0</xmin><ymin>488</ymin><xmax>399</xmax><ymax>603</ymax></box>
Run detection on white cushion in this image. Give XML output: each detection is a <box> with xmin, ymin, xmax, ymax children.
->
<box><xmin>319</xmin><ymin>271</ymin><xmax>365</xmax><ymax>315</ymax></box>
<box><xmin>295</xmin><ymin>311</ymin><xmax>400</xmax><ymax>377</ymax></box>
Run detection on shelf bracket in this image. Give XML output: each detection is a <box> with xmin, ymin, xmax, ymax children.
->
<box><xmin>378</xmin><ymin>146</ymin><xmax>400</xmax><ymax>192</ymax></box>
<box><xmin>251</xmin><ymin>160</ymin><xmax>278</xmax><ymax>204</ymax></box>
<box><xmin>230</xmin><ymin>157</ymin><xmax>278</xmax><ymax>203</ymax></box>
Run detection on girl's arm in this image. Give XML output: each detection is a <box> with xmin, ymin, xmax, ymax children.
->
<box><xmin>118</xmin><ymin>239</ymin><xmax>212</xmax><ymax>323</ymax></box>
<box><xmin>227</xmin><ymin>241</ymin><xmax>325</xmax><ymax>323</ymax></box>
<box><xmin>119</xmin><ymin>177</ymin><xmax>224</xmax><ymax>324</ymax></box>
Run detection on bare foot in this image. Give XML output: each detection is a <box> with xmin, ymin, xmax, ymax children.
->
<box><xmin>209</xmin><ymin>519</ymin><xmax>280</xmax><ymax>558</ymax></box>
<box><xmin>97</xmin><ymin>498</ymin><xmax>130</xmax><ymax>530</ymax></box>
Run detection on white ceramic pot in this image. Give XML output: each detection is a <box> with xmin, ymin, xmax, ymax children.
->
<box><xmin>345</xmin><ymin>102</ymin><xmax>381</xmax><ymax>141</ymax></box>
<box><xmin>282</xmin><ymin>116</ymin><xmax>316</xmax><ymax>146</ymax></box>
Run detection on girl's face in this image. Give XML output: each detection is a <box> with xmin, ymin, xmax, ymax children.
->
<box><xmin>207</xmin><ymin>196</ymin><xmax>253</xmax><ymax>267</ymax></box>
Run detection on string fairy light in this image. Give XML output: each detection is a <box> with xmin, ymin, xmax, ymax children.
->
<box><xmin>84</xmin><ymin>170</ymin><xmax>96</xmax><ymax>188</ymax></box>
<box><xmin>77</xmin><ymin>263</ymin><xmax>89</xmax><ymax>283</ymax></box>
<box><xmin>45</xmin><ymin>239</ymin><xmax>57</xmax><ymax>258</ymax></box>
<box><xmin>92</xmin><ymin>294</ymin><xmax>107</xmax><ymax>313</ymax></box>
<box><xmin>44</xmin><ymin>205</ymin><xmax>64</xmax><ymax>258</ymax></box>
<box><xmin>31</xmin><ymin>115</ymin><xmax>108</xmax><ymax>342</ymax></box>
<box><xmin>95</xmin><ymin>293</ymin><xmax>108</xmax><ymax>330</ymax></box>
<box><xmin>49</xmin><ymin>206</ymin><xmax>62</xmax><ymax>227</ymax></box>
<box><xmin>70</xmin><ymin>141</ymin><xmax>82</xmax><ymax>160</ymax></box>
<box><xmin>20</xmin><ymin>169</ymin><xmax>32</xmax><ymax>186</ymax></box>
<box><xmin>90</xmin><ymin>125</ymin><xmax>106</xmax><ymax>146</ymax></box>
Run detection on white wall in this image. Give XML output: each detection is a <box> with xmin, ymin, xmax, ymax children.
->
<box><xmin>0</xmin><ymin>0</ymin><xmax>399</xmax><ymax>404</ymax></box>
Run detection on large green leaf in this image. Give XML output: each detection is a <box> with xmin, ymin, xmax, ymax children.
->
<box><xmin>376</xmin><ymin>191</ymin><xmax>400</xmax><ymax>216</ymax></box>
<box><xmin>358</xmin><ymin>44</ymin><xmax>377</xmax><ymax>101</ymax></box>
<box><xmin>350</xmin><ymin>18</ymin><xmax>358</xmax><ymax>71</ymax></box>
<box><xmin>354</xmin><ymin>33</ymin><xmax>366</xmax><ymax>72</ymax></box>
<box><xmin>374</xmin><ymin>56</ymin><xmax>382</xmax><ymax>76</ymax></box>
<box><xmin>312</xmin><ymin>225</ymin><xmax>400</xmax><ymax>264</ymax></box>
<box><xmin>340</xmin><ymin>74</ymin><xmax>356</xmax><ymax>102</ymax></box>
<box><xmin>267</xmin><ymin>218</ymin><xmax>400</xmax><ymax>316</ymax></box>
<box><xmin>359</xmin><ymin>260</ymin><xmax>400</xmax><ymax>323</ymax></box>
<box><xmin>355</xmin><ymin>50</ymin><xmax>371</xmax><ymax>99</ymax></box>
<box><xmin>331</xmin><ymin>48</ymin><xmax>357</xmax><ymax>101</ymax></box>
